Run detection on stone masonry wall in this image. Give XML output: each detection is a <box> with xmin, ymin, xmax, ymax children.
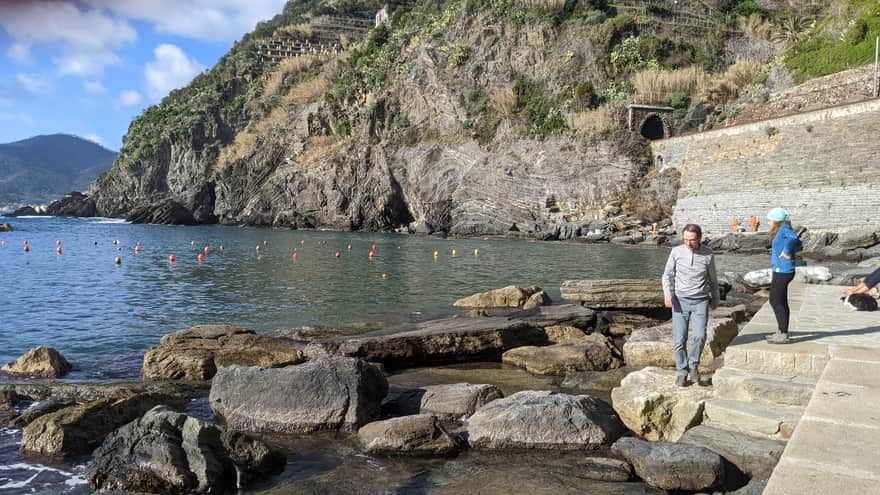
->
<box><xmin>652</xmin><ymin>98</ymin><xmax>880</xmax><ymax>233</ymax></box>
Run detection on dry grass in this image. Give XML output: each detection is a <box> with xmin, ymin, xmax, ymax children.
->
<box><xmin>262</xmin><ymin>55</ymin><xmax>331</xmax><ymax>98</ymax></box>
<box><xmin>279</xmin><ymin>22</ymin><xmax>313</xmax><ymax>38</ymax></box>
<box><xmin>631</xmin><ymin>65</ymin><xmax>711</xmax><ymax>104</ymax></box>
<box><xmin>705</xmin><ymin>59</ymin><xmax>761</xmax><ymax>103</ymax></box>
<box><xmin>288</xmin><ymin>76</ymin><xmax>329</xmax><ymax>105</ymax></box>
<box><xmin>740</xmin><ymin>13</ymin><xmax>775</xmax><ymax>41</ymax></box>
<box><xmin>517</xmin><ymin>0</ymin><xmax>567</xmax><ymax>11</ymax></box>
<box><xmin>299</xmin><ymin>135</ymin><xmax>340</xmax><ymax>165</ymax></box>
<box><xmin>489</xmin><ymin>86</ymin><xmax>517</xmax><ymax>118</ymax></box>
<box><xmin>565</xmin><ymin>105</ymin><xmax>620</xmax><ymax>135</ymax></box>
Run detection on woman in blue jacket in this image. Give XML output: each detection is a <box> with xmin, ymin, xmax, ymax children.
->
<box><xmin>766</xmin><ymin>208</ymin><xmax>802</xmax><ymax>344</ymax></box>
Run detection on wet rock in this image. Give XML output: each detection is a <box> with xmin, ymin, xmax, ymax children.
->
<box><xmin>1</xmin><ymin>346</ymin><xmax>72</xmax><ymax>379</ymax></box>
<box><xmin>453</xmin><ymin>285</ymin><xmax>545</xmax><ymax>308</ymax></box>
<box><xmin>611</xmin><ymin>437</ymin><xmax>724</xmax><ymax>491</ymax></box>
<box><xmin>46</xmin><ymin>192</ymin><xmax>97</xmax><ymax>217</ymax></box>
<box><xmin>210</xmin><ymin>356</ymin><xmax>387</xmax><ymax>433</ymax></box>
<box><xmin>358</xmin><ymin>414</ymin><xmax>460</xmax><ymax>456</ymax></box>
<box><xmin>5</xmin><ymin>206</ymin><xmax>42</xmax><ymax>217</ymax></box>
<box><xmin>543</xmin><ymin>325</ymin><xmax>587</xmax><ymax>343</ymax></box>
<box><xmin>142</xmin><ymin>325</ymin><xmax>304</xmax><ymax>381</ymax></box>
<box><xmin>560</xmin><ymin>279</ymin><xmax>664</xmax><ymax>309</ymax></box>
<box><xmin>384</xmin><ymin>382</ymin><xmax>504</xmax><ymax>420</ymax></box>
<box><xmin>87</xmin><ymin>406</ymin><xmax>283</xmax><ymax>493</ymax></box>
<box><xmin>127</xmin><ymin>199</ymin><xmax>197</xmax><ymax>225</ymax></box>
<box><xmin>332</xmin><ymin>317</ymin><xmax>548</xmax><ymax>367</ymax></box>
<box><xmin>0</xmin><ymin>223</ymin><xmax>12</xmax><ymax>232</ymax></box>
<box><xmin>622</xmin><ymin>318</ymin><xmax>739</xmax><ymax>369</ymax></box>
<box><xmin>678</xmin><ymin>425</ymin><xmax>784</xmax><ymax>477</ymax></box>
<box><xmin>21</xmin><ymin>392</ymin><xmax>183</xmax><ymax>456</ymax></box>
<box><xmin>467</xmin><ymin>391</ymin><xmax>626</xmax><ymax>450</ymax></box>
<box><xmin>9</xmin><ymin>400</ymin><xmax>75</xmax><ymax>428</ymax></box>
<box><xmin>611</xmin><ymin>367</ymin><xmax>713</xmax><ymax>441</ymax></box>
<box><xmin>502</xmin><ymin>334</ymin><xmax>622</xmax><ymax>376</ymax></box>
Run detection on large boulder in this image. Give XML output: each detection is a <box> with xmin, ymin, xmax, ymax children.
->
<box><xmin>209</xmin><ymin>356</ymin><xmax>387</xmax><ymax>433</ymax></box>
<box><xmin>467</xmin><ymin>391</ymin><xmax>626</xmax><ymax>450</ymax></box>
<box><xmin>743</xmin><ymin>266</ymin><xmax>833</xmax><ymax>288</ymax></box>
<box><xmin>0</xmin><ymin>223</ymin><xmax>12</xmax><ymax>232</ymax></box>
<box><xmin>622</xmin><ymin>318</ymin><xmax>739</xmax><ymax>369</ymax></box>
<box><xmin>611</xmin><ymin>437</ymin><xmax>724</xmax><ymax>491</ymax></box>
<box><xmin>127</xmin><ymin>199</ymin><xmax>196</xmax><ymax>225</ymax></box>
<box><xmin>560</xmin><ymin>279</ymin><xmax>664</xmax><ymax>309</ymax></box>
<box><xmin>357</xmin><ymin>414</ymin><xmax>460</xmax><ymax>456</ymax></box>
<box><xmin>87</xmin><ymin>406</ymin><xmax>284</xmax><ymax>494</ymax></box>
<box><xmin>383</xmin><ymin>383</ymin><xmax>503</xmax><ymax>419</ymax></box>
<box><xmin>1</xmin><ymin>346</ymin><xmax>72</xmax><ymax>378</ymax></box>
<box><xmin>610</xmin><ymin>367</ymin><xmax>714</xmax><ymax>441</ymax></box>
<box><xmin>46</xmin><ymin>192</ymin><xmax>97</xmax><ymax>217</ymax></box>
<box><xmin>834</xmin><ymin>227</ymin><xmax>879</xmax><ymax>250</ymax></box>
<box><xmin>20</xmin><ymin>392</ymin><xmax>182</xmax><ymax>456</ymax></box>
<box><xmin>453</xmin><ymin>285</ymin><xmax>545</xmax><ymax>308</ymax></box>
<box><xmin>501</xmin><ymin>334</ymin><xmax>622</xmax><ymax>376</ymax></box>
<box><xmin>142</xmin><ymin>325</ymin><xmax>304</xmax><ymax>381</ymax></box>
<box><xmin>678</xmin><ymin>425</ymin><xmax>784</xmax><ymax>477</ymax></box>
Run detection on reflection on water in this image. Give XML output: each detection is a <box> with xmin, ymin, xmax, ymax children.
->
<box><xmin>1</xmin><ymin>217</ymin><xmax>669</xmax><ymax>379</ymax></box>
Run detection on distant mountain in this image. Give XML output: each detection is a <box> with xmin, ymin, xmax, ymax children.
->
<box><xmin>0</xmin><ymin>134</ymin><xmax>117</xmax><ymax>205</ymax></box>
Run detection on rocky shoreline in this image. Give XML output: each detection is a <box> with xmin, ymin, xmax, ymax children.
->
<box><xmin>1</xmin><ymin>268</ymin><xmax>820</xmax><ymax>494</ymax></box>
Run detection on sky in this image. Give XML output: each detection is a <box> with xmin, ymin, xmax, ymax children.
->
<box><xmin>0</xmin><ymin>0</ymin><xmax>289</xmax><ymax>151</ymax></box>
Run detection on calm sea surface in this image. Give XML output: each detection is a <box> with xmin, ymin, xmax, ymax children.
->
<box><xmin>0</xmin><ymin>215</ymin><xmax>672</xmax><ymax>494</ymax></box>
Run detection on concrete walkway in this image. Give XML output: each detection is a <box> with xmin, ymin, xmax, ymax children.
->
<box><xmin>724</xmin><ymin>283</ymin><xmax>880</xmax><ymax>494</ymax></box>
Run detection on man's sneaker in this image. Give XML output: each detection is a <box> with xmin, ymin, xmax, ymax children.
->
<box><xmin>766</xmin><ymin>332</ymin><xmax>790</xmax><ymax>344</ymax></box>
<box><xmin>689</xmin><ymin>368</ymin><xmax>704</xmax><ymax>386</ymax></box>
<box><xmin>675</xmin><ymin>374</ymin><xmax>688</xmax><ymax>387</ymax></box>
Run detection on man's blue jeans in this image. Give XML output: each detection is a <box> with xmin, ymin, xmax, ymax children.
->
<box><xmin>672</xmin><ymin>295</ymin><xmax>709</xmax><ymax>377</ymax></box>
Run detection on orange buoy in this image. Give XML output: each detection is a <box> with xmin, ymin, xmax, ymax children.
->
<box><xmin>204</xmin><ymin>246</ymin><xmax>210</xmax><ymax>254</ymax></box>
<box><xmin>368</xmin><ymin>250</ymin><xmax>375</xmax><ymax>259</ymax></box>
<box><xmin>134</xmin><ymin>245</ymin><xmax>142</xmax><ymax>254</ymax></box>
<box><xmin>23</xmin><ymin>240</ymin><xmax>29</xmax><ymax>253</ymax></box>
<box><xmin>292</xmin><ymin>252</ymin><xmax>299</xmax><ymax>261</ymax></box>
<box><xmin>56</xmin><ymin>247</ymin><xmax>62</xmax><ymax>255</ymax></box>
<box><xmin>335</xmin><ymin>251</ymin><xmax>341</xmax><ymax>258</ymax></box>
<box><xmin>114</xmin><ymin>256</ymin><xmax>122</xmax><ymax>265</ymax></box>
<box><xmin>197</xmin><ymin>253</ymin><xmax>205</xmax><ymax>263</ymax></box>
<box><xmin>256</xmin><ymin>245</ymin><xmax>261</xmax><ymax>252</ymax></box>
<box><xmin>169</xmin><ymin>254</ymin><xmax>176</xmax><ymax>263</ymax></box>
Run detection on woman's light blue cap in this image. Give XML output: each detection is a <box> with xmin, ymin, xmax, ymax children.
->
<box><xmin>767</xmin><ymin>207</ymin><xmax>789</xmax><ymax>222</ymax></box>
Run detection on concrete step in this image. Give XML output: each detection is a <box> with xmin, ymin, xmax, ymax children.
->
<box><xmin>702</xmin><ymin>398</ymin><xmax>805</xmax><ymax>441</ymax></box>
<box><xmin>722</xmin><ymin>341</ymin><xmax>829</xmax><ymax>378</ymax></box>
<box><xmin>712</xmin><ymin>368</ymin><xmax>817</xmax><ymax>407</ymax></box>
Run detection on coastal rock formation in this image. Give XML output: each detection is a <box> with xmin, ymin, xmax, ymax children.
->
<box><xmin>0</xmin><ymin>380</ymin><xmax>208</xmax><ymax>405</ymax></box>
<box><xmin>127</xmin><ymin>199</ymin><xmax>198</xmax><ymax>225</ymax></box>
<box><xmin>45</xmin><ymin>192</ymin><xmax>97</xmax><ymax>217</ymax></box>
<box><xmin>611</xmin><ymin>437</ymin><xmax>725</xmax><ymax>491</ymax></box>
<box><xmin>357</xmin><ymin>414</ymin><xmax>460</xmax><ymax>456</ymax></box>
<box><xmin>467</xmin><ymin>391</ymin><xmax>626</xmax><ymax>450</ymax></box>
<box><xmin>621</xmin><ymin>318</ymin><xmax>739</xmax><ymax>368</ymax></box>
<box><xmin>510</xmin><ymin>304</ymin><xmax>597</xmax><ymax>330</ymax></box>
<box><xmin>142</xmin><ymin>325</ymin><xmax>304</xmax><ymax>381</ymax></box>
<box><xmin>543</xmin><ymin>325</ymin><xmax>588</xmax><ymax>343</ymax></box>
<box><xmin>383</xmin><ymin>383</ymin><xmax>503</xmax><ymax>420</ymax></box>
<box><xmin>610</xmin><ymin>367</ymin><xmax>714</xmax><ymax>441</ymax></box>
<box><xmin>332</xmin><ymin>317</ymin><xmax>548</xmax><ymax>366</ymax></box>
<box><xmin>560</xmin><ymin>279</ymin><xmax>665</xmax><ymax>309</ymax></box>
<box><xmin>678</xmin><ymin>425</ymin><xmax>784</xmax><ymax>477</ymax></box>
<box><xmin>9</xmin><ymin>400</ymin><xmax>75</xmax><ymax>428</ymax></box>
<box><xmin>87</xmin><ymin>406</ymin><xmax>284</xmax><ymax>493</ymax></box>
<box><xmin>501</xmin><ymin>333</ymin><xmax>622</xmax><ymax>375</ymax></box>
<box><xmin>20</xmin><ymin>392</ymin><xmax>183</xmax><ymax>456</ymax></box>
<box><xmin>0</xmin><ymin>223</ymin><xmax>11</xmax><ymax>231</ymax></box>
<box><xmin>1</xmin><ymin>346</ymin><xmax>72</xmax><ymax>378</ymax></box>
<box><xmin>209</xmin><ymin>356</ymin><xmax>387</xmax><ymax>433</ymax></box>
<box><xmin>0</xmin><ymin>389</ymin><xmax>18</xmax><ymax>411</ymax></box>
<box><xmin>453</xmin><ymin>285</ymin><xmax>546</xmax><ymax>308</ymax></box>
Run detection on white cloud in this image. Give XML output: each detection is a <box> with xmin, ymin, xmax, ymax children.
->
<box><xmin>113</xmin><ymin>89</ymin><xmax>142</xmax><ymax>109</ymax></box>
<box><xmin>0</xmin><ymin>1</ymin><xmax>136</xmax><ymax>76</ymax></box>
<box><xmin>16</xmin><ymin>73</ymin><xmax>51</xmax><ymax>96</ymax></box>
<box><xmin>85</xmin><ymin>0</ymin><xmax>287</xmax><ymax>42</ymax></box>
<box><xmin>7</xmin><ymin>42</ymin><xmax>32</xmax><ymax>64</ymax></box>
<box><xmin>144</xmin><ymin>44</ymin><xmax>204</xmax><ymax>100</ymax></box>
<box><xmin>82</xmin><ymin>133</ymin><xmax>106</xmax><ymax>146</ymax></box>
<box><xmin>83</xmin><ymin>80</ymin><xmax>107</xmax><ymax>95</ymax></box>
<box><xmin>0</xmin><ymin>111</ymin><xmax>34</xmax><ymax>126</ymax></box>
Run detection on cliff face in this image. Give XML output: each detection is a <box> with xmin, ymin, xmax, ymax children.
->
<box><xmin>87</xmin><ymin>0</ymin><xmax>660</xmax><ymax>236</ymax></box>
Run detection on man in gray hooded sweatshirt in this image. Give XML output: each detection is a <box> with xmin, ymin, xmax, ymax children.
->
<box><xmin>662</xmin><ymin>223</ymin><xmax>720</xmax><ymax>387</ymax></box>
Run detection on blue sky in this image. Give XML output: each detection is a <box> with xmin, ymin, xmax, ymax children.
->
<box><xmin>0</xmin><ymin>0</ymin><xmax>289</xmax><ymax>151</ymax></box>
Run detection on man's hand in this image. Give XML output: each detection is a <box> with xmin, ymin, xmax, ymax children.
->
<box><xmin>664</xmin><ymin>298</ymin><xmax>673</xmax><ymax>308</ymax></box>
<box><xmin>710</xmin><ymin>304</ymin><xmax>719</xmax><ymax>310</ymax></box>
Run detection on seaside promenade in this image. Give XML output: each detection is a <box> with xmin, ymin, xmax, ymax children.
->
<box><xmin>719</xmin><ymin>283</ymin><xmax>880</xmax><ymax>493</ymax></box>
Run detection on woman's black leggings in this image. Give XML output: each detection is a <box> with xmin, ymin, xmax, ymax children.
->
<box><xmin>769</xmin><ymin>271</ymin><xmax>796</xmax><ymax>333</ymax></box>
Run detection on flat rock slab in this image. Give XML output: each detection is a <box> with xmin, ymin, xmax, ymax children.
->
<box><xmin>21</xmin><ymin>392</ymin><xmax>183</xmax><ymax>456</ymax></box>
<box><xmin>209</xmin><ymin>356</ymin><xmax>388</xmax><ymax>434</ymax></box>
<box><xmin>467</xmin><ymin>391</ymin><xmax>626</xmax><ymax>450</ymax></box>
<box><xmin>382</xmin><ymin>383</ymin><xmax>503</xmax><ymax>420</ymax></box>
<box><xmin>333</xmin><ymin>317</ymin><xmax>548</xmax><ymax>367</ymax></box>
<box><xmin>560</xmin><ymin>279</ymin><xmax>664</xmax><ymax>309</ymax></box>
<box><xmin>357</xmin><ymin>414</ymin><xmax>460</xmax><ymax>456</ymax></box>
<box><xmin>678</xmin><ymin>424</ymin><xmax>784</xmax><ymax>477</ymax></box>
<box><xmin>0</xmin><ymin>380</ymin><xmax>209</xmax><ymax>404</ymax></box>
<box><xmin>611</xmin><ymin>367</ymin><xmax>714</xmax><ymax>442</ymax></box>
<box><xmin>611</xmin><ymin>437</ymin><xmax>725</xmax><ymax>491</ymax></box>
<box><xmin>622</xmin><ymin>318</ymin><xmax>738</xmax><ymax>369</ymax></box>
<box><xmin>501</xmin><ymin>334</ymin><xmax>622</xmax><ymax>376</ymax></box>
<box><xmin>143</xmin><ymin>325</ymin><xmax>305</xmax><ymax>381</ymax></box>
<box><xmin>1</xmin><ymin>346</ymin><xmax>71</xmax><ymax>378</ymax></box>
<box><xmin>507</xmin><ymin>304</ymin><xmax>597</xmax><ymax>329</ymax></box>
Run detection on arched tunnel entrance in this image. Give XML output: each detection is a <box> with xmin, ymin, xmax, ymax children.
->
<box><xmin>639</xmin><ymin>114</ymin><xmax>666</xmax><ymax>140</ymax></box>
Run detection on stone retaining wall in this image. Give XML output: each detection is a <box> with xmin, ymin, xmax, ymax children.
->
<box><xmin>652</xmin><ymin>98</ymin><xmax>880</xmax><ymax>233</ymax></box>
